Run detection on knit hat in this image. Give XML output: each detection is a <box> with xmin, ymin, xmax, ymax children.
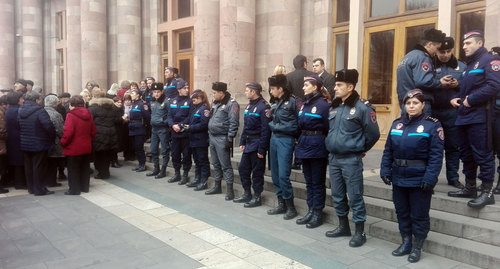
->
<box><xmin>44</xmin><ymin>94</ymin><xmax>59</xmax><ymax>107</ymax></box>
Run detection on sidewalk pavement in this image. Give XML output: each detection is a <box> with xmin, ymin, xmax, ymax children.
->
<box><xmin>0</xmin><ymin>159</ymin><xmax>479</xmax><ymax>269</ymax></box>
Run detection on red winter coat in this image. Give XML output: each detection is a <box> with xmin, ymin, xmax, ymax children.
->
<box><xmin>61</xmin><ymin>107</ymin><xmax>96</xmax><ymax>156</ymax></box>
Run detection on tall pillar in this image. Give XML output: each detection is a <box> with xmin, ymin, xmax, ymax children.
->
<box><xmin>148</xmin><ymin>0</ymin><xmax>160</xmax><ymax>80</ymax></box>
<box><xmin>80</xmin><ymin>0</ymin><xmax>107</xmax><ymax>90</ymax></box>
<box><xmin>66</xmin><ymin>0</ymin><xmax>81</xmax><ymax>94</ymax></box>
<box><xmin>107</xmin><ymin>0</ymin><xmax>117</xmax><ymax>85</ymax></box>
<box><xmin>0</xmin><ymin>0</ymin><xmax>15</xmax><ymax>88</ymax></box>
<box><xmin>194</xmin><ymin>0</ymin><xmax>220</xmax><ymax>91</ymax></box>
<box><xmin>141</xmin><ymin>0</ymin><xmax>151</xmax><ymax>79</ymax></box>
<box><xmin>21</xmin><ymin>0</ymin><xmax>44</xmax><ymax>87</ymax></box>
<box><xmin>348</xmin><ymin>0</ymin><xmax>365</xmax><ymax>91</ymax></box>
<box><xmin>485</xmin><ymin>0</ymin><xmax>500</xmax><ymax>49</ymax></box>
<box><xmin>438</xmin><ymin>0</ymin><xmax>456</xmax><ymax>37</ymax></box>
<box><xmin>312</xmin><ymin>0</ymin><xmax>333</xmax><ymax>65</ymax></box>
<box><xmin>219</xmin><ymin>0</ymin><xmax>256</xmax><ymax>102</ymax></box>
<box><xmin>116</xmin><ymin>0</ymin><xmax>141</xmax><ymax>82</ymax></box>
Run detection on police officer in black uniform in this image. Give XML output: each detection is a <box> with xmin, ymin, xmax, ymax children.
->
<box><xmin>167</xmin><ymin>80</ymin><xmax>192</xmax><ymax>184</ymax></box>
<box><xmin>233</xmin><ymin>82</ymin><xmax>271</xmax><ymax>208</ymax></box>
<box><xmin>146</xmin><ymin>82</ymin><xmax>170</xmax><ymax>179</ymax></box>
<box><xmin>128</xmin><ymin>89</ymin><xmax>151</xmax><ymax>172</ymax></box>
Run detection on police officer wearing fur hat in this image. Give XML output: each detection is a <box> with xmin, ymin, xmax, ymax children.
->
<box><xmin>167</xmin><ymin>79</ymin><xmax>192</xmax><ymax>184</ymax></box>
<box><xmin>266</xmin><ymin>74</ymin><xmax>301</xmax><ymax>220</ymax></box>
<box><xmin>448</xmin><ymin>31</ymin><xmax>500</xmax><ymax>208</ymax></box>
<box><xmin>205</xmin><ymin>82</ymin><xmax>240</xmax><ymax>200</ymax></box>
<box><xmin>295</xmin><ymin>74</ymin><xmax>330</xmax><ymax>229</ymax></box>
<box><xmin>397</xmin><ymin>28</ymin><xmax>452</xmax><ymax>113</ymax></box>
<box><xmin>431</xmin><ymin>37</ymin><xmax>466</xmax><ymax>189</ymax></box>
<box><xmin>381</xmin><ymin>89</ymin><xmax>444</xmax><ymax>263</ymax></box>
<box><xmin>325</xmin><ymin>69</ymin><xmax>380</xmax><ymax>247</ymax></box>
<box><xmin>233</xmin><ymin>82</ymin><xmax>271</xmax><ymax>208</ymax></box>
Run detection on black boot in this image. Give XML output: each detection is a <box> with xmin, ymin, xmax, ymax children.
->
<box><xmin>0</xmin><ymin>188</ymin><xmax>8</xmax><ymax>194</ymax></box>
<box><xmin>296</xmin><ymin>209</ymin><xmax>313</xmax><ymax>225</ymax></box>
<box><xmin>111</xmin><ymin>161</ymin><xmax>122</xmax><ymax>168</ymax></box>
<box><xmin>186</xmin><ymin>174</ymin><xmax>200</xmax><ymax>187</ymax></box>
<box><xmin>267</xmin><ymin>196</ymin><xmax>286</xmax><ymax>214</ymax></box>
<box><xmin>178</xmin><ymin>171</ymin><xmax>189</xmax><ymax>185</ymax></box>
<box><xmin>407</xmin><ymin>237</ymin><xmax>425</xmax><ymax>263</ymax></box>
<box><xmin>225</xmin><ymin>183</ymin><xmax>234</xmax><ymax>201</ymax></box>
<box><xmin>306</xmin><ymin>209</ymin><xmax>323</xmax><ymax>228</ymax></box>
<box><xmin>392</xmin><ymin>233</ymin><xmax>412</xmax><ymax>256</ymax></box>
<box><xmin>168</xmin><ymin>170</ymin><xmax>181</xmax><ymax>183</ymax></box>
<box><xmin>135</xmin><ymin>164</ymin><xmax>146</xmax><ymax>172</ymax></box>
<box><xmin>58</xmin><ymin>168</ymin><xmax>67</xmax><ymax>180</ymax></box>
<box><xmin>146</xmin><ymin>166</ymin><xmax>160</xmax><ymax>177</ymax></box>
<box><xmin>194</xmin><ymin>182</ymin><xmax>208</xmax><ymax>191</ymax></box>
<box><xmin>283</xmin><ymin>199</ymin><xmax>298</xmax><ymax>220</ymax></box>
<box><xmin>468</xmin><ymin>182</ymin><xmax>495</xmax><ymax>208</ymax></box>
<box><xmin>205</xmin><ymin>181</ymin><xmax>222</xmax><ymax>195</ymax></box>
<box><xmin>448</xmin><ymin>178</ymin><xmax>477</xmax><ymax>198</ymax></box>
<box><xmin>155</xmin><ymin>166</ymin><xmax>167</xmax><ymax>179</ymax></box>
<box><xmin>494</xmin><ymin>176</ymin><xmax>500</xmax><ymax>195</ymax></box>
<box><xmin>234</xmin><ymin>190</ymin><xmax>252</xmax><ymax>203</ymax></box>
<box><xmin>244</xmin><ymin>193</ymin><xmax>261</xmax><ymax>208</ymax></box>
<box><xmin>326</xmin><ymin>216</ymin><xmax>352</xmax><ymax>237</ymax></box>
<box><xmin>349</xmin><ymin>222</ymin><xmax>367</xmax><ymax>247</ymax></box>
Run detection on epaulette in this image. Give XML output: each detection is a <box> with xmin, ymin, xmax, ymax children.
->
<box><xmin>230</xmin><ymin>98</ymin><xmax>237</xmax><ymax>102</ymax></box>
<box><xmin>425</xmin><ymin>116</ymin><xmax>439</xmax><ymax>122</ymax></box>
<box><xmin>360</xmin><ymin>98</ymin><xmax>372</xmax><ymax>107</ymax></box>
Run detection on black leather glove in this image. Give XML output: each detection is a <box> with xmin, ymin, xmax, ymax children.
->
<box><xmin>420</xmin><ymin>182</ymin><xmax>434</xmax><ymax>192</ymax></box>
<box><xmin>225</xmin><ymin>138</ymin><xmax>233</xmax><ymax>149</ymax></box>
<box><xmin>381</xmin><ymin>176</ymin><xmax>392</xmax><ymax>185</ymax></box>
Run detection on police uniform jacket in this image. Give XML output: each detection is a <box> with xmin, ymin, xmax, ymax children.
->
<box><xmin>208</xmin><ymin>92</ymin><xmax>239</xmax><ymax>139</ymax></box>
<box><xmin>128</xmin><ymin>99</ymin><xmax>151</xmax><ymax>136</ymax></box>
<box><xmin>380</xmin><ymin>113</ymin><xmax>444</xmax><ymax>187</ymax></box>
<box><xmin>240</xmin><ymin>96</ymin><xmax>271</xmax><ymax>155</ymax></box>
<box><xmin>150</xmin><ymin>94</ymin><xmax>169</xmax><ymax>128</ymax></box>
<box><xmin>167</xmin><ymin>95</ymin><xmax>192</xmax><ymax>138</ymax></box>
<box><xmin>188</xmin><ymin>103</ymin><xmax>210</xmax><ymax>147</ymax></box>
<box><xmin>455</xmin><ymin>47</ymin><xmax>500</xmax><ymax>126</ymax></box>
<box><xmin>397</xmin><ymin>45</ymin><xmax>441</xmax><ymax>105</ymax></box>
<box><xmin>295</xmin><ymin>92</ymin><xmax>329</xmax><ymax>159</ymax></box>
<box><xmin>432</xmin><ymin>55</ymin><xmax>466</xmax><ymax>110</ymax></box>
<box><xmin>269</xmin><ymin>95</ymin><xmax>301</xmax><ymax>138</ymax></box>
<box><xmin>164</xmin><ymin>77</ymin><xmax>179</xmax><ymax>99</ymax></box>
<box><xmin>326</xmin><ymin>91</ymin><xmax>380</xmax><ymax>155</ymax></box>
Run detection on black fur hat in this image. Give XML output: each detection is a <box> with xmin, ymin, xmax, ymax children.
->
<box><xmin>268</xmin><ymin>74</ymin><xmax>287</xmax><ymax>88</ymax></box>
<box><xmin>440</xmin><ymin>37</ymin><xmax>455</xmax><ymax>50</ymax></box>
<box><xmin>212</xmin><ymin>81</ymin><xmax>227</xmax><ymax>92</ymax></box>
<box><xmin>335</xmin><ymin>69</ymin><xmax>359</xmax><ymax>85</ymax></box>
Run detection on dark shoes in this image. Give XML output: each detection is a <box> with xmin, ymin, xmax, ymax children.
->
<box><xmin>291</xmin><ymin>163</ymin><xmax>301</xmax><ymax>170</ymax></box>
<box><xmin>35</xmin><ymin>190</ymin><xmax>54</xmax><ymax>196</ymax></box>
<box><xmin>392</xmin><ymin>234</ymin><xmax>412</xmax><ymax>256</ymax></box>
<box><xmin>306</xmin><ymin>209</ymin><xmax>323</xmax><ymax>228</ymax></box>
<box><xmin>234</xmin><ymin>191</ymin><xmax>252</xmax><ymax>203</ymax></box>
<box><xmin>64</xmin><ymin>191</ymin><xmax>80</xmax><ymax>195</ymax></box>
<box><xmin>326</xmin><ymin>216</ymin><xmax>352</xmax><ymax>238</ymax></box>
<box><xmin>468</xmin><ymin>184</ymin><xmax>495</xmax><ymax>209</ymax></box>
<box><xmin>0</xmin><ymin>188</ymin><xmax>8</xmax><ymax>194</ymax></box>
<box><xmin>448</xmin><ymin>186</ymin><xmax>477</xmax><ymax>198</ymax></box>
<box><xmin>194</xmin><ymin>183</ymin><xmax>208</xmax><ymax>191</ymax></box>
<box><xmin>447</xmin><ymin>180</ymin><xmax>464</xmax><ymax>189</ymax></box>
<box><xmin>155</xmin><ymin>167</ymin><xmax>167</xmax><ymax>179</ymax></box>
<box><xmin>408</xmin><ymin>237</ymin><xmax>425</xmax><ymax>263</ymax></box>
<box><xmin>225</xmin><ymin>183</ymin><xmax>234</xmax><ymax>201</ymax></box>
<box><xmin>205</xmin><ymin>181</ymin><xmax>222</xmax><ymax>195</ymax></box>
<box><xmin>186</xmin><ymin>175</ymin><xmax>200</xmax><ymax>187</ymax></box>
<box><xmin>135</xmin><ymin>165</ymin><xmax>146</xmax><ymax>172</ymax></box>
<box><xmin>168</xmin><ymin>170</ymin><xmax>181</xmax><ymax>183</ymax></box>
<box><xmin>244</xmin><ymin>194</ymin><xmax>261</xmax><ymax>208</ymax></box>
<box><xmin>283</xmin><ymin>199</ymin><xmax>298</xmax><ymax>220</ymax></box>
<box><xmin>178</xmin><ymin>171</ymin><xmax>189</xmax><ymax>185</ymax></box>
<box><xmin>296</xmin><ymin>210</ymin><xmax>313</xmax><ymax>225</ymax></box>
<box><xmin>267</xmin><ymin>196</ymin><xmax>286</xmax><ymax>214</ymax></box>
<box><xmin>146</xmin><ymin>168</ymin><xmax>160</xmax><ymax>177</ymax></box>
<box><xmin>349</xmin><ymin>222</ymin><xmax>366</xmax><ymax>247</ymax></box>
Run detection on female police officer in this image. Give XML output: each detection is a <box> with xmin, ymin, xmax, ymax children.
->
<box><xmin>380</xmin><ymin>89</ymin><xmax>444</xmax><ymax>263</ymax></box>
<box><xmin>128</xmin><ymin>89</ymin><xmax>151</xmax><ymax>172</ymax></box>
<box><xmin>295</xmin><ymin>74</ymin><xmax>330</xmax><ymax>228</ymax></box>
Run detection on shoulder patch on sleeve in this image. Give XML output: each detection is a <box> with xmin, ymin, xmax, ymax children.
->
<box><xmin>437</xmin><ymin>127</ymin><xmax>445</xmax><ymax>141</ymax></box>
<box><xmin>425</xmin><ymin>116</ymin><xmax>439</xmax><ymax>122</ymax></box>
<box><xmin>421</xmin><ymin>62</ymin><xmax>430</xmax><ymax>72</ymax></box>
<box><xmin>490</xmin><ymin>60</ymin><xmax>500</xmax><ymax>72</ymax></box>
<box><xmin>360</xmin><ymin>98</ymin><xmax>372</xmax><ymax>107</ymax></box>
<box><xmin>230</xmin><ymin>98</ymin><xmax>237</xmax><ymax>103</ymax></box>
<box><xmin>204</xmin><ymin>109</ymin><xmax>211</xmax><ymax>118</ymax></box>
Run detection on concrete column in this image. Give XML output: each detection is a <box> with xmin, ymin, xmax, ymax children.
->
<box><xmin>300</xmin><ymin>0</ymin><xmax>314</xmax><ymax>59</ymax></box>
<box><xmin>261</xmin><ymin>0</ymin><xmax>301</xmax><ymax>80</ymax></box>
<box><xmin>141</xmin><ymin>0</ymin><xmax>151</xmax><ymax>79</ymax></box>
<box><xmin>219</xmin><ymin>0</ymin><xmax>256</xmax><ymax>102</ymax></box>
<box><xmin>348</xmin><ymin>0</ymin><xmax>365</xmax><ymax>91</ymax></box>
<box><xmin>66</xmin><ymin>0</ymin><xmax>81</xmax><ymax>94</ymax></box>
<box><xmin>116</xmin><ymin>0</ymin><xmax>141</xmax><ymax>83</ymax></box>
<box><xmin>21</xmin><ymin>0</ymin><xmax>44</xmax><ymax>87</ymax></box>
<box><xmin>312</xmin><ymin>0</ymin><xmax>333</xmax><ymax>65</ymax></box>
<box><xmin>194</xmin><ymin>0</ymin><xmax>220</xmax><ymax>91</ymax></box>
<box><xmin>438</xmin><ymin>0</ymin><xmax>456</xmax><ymax>37</ymax></box>
<box><xmin>0</xmin><ymin>0</ymin><xmax>15</xmax><ymax>88</ymax></box>
<box><xmin>80</xmin><ymin>0</ymin><xmax>107</xmax><ymax>90</ymax></box>
<box><xmin>107</xmin><ymin>0</ymin><xmax>117</xmax><ymax>85</ymax></box>
<box><xmin>485</xmin><ymin>0</ymin><xmax>500</xmax><ymax>49</ymax></box>
<box><xmin>148</xmin><ymin>0</ymin><xmax>160</xmax><ymax>80</ymax></box>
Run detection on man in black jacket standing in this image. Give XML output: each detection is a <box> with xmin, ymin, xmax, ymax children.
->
<box><xmin>286</xmin><ymin>55</ymin><xmax>314</xmax><ymax>99</ymax></box>
<box><xmin>313</xmin><ymin>58</ymin><xmax>335</xmax><ymax>98</ymax></box>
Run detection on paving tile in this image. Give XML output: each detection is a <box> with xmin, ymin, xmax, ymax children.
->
<box><xmin>19</xmin><ymin>206</ymin><xmax>58</xmax><ymax>223</ymax></box>
<box><xmin>217</xmin><ymin>238</ymin><xmax>267</xmax><ymax>258</ymax></box>
<box><xmin>81</xmin><ymin>192</ymin><xmax>124</xmax><ymax>207</ymax></box>
<box><xmin>145</xmin><ymin>206</ymin><xmax>178</xmax><ymax>217</ymax></box>
<box><xmin>100</xmin><ymin>203</ymin><xmax>147</xmax><ymax>219</ymax></box>
<box><xmin>189</xmin><ymin>248</ymin><xmax>251</xmax><ymax>268</ymax></box>
<box><xmin>124</xmin><ymin>214</ymin><xmax>173</xmax><ymax>232</ymax></box>
<box><xmin>150</xmin><ymin>227</ymin><xmax>216</xmax><ymax>255</ymax></box>
<box><xmin>51</xmin><ymin>237</ymin><xmax>96</xmax><ymax>258</ymax></box>
<box><xmin>301</xmin><ymin>240</ymin><xmax>361</xmax><ymax>266</ymax></box>
<box><xmin>0</xmin><ymin>240</ymin><xmax>21</xmax><ymax>259</ymax></box>
<box><xmin>1</xmin><ymin>217</ymin><xmax>41</xmax><ymax>241</ymax></box>
<box><xmin>32</xmin><ymin>220</ymin><xmax>77</xmax><ymax>242</ymax></box>
<box><xmin>14</xmin><ymin>262</ymin><xmax>48</xmax><ymax>269</ymax></box>
<box><xmin>1</xmin><ymin>248</ymin><xmax>63</xmax><ymax>269</ymax></box>
<box><xmin>14</xmin><ymin>232</ymin><xmax>56</xmax><ymax>254</ymax></box>
<box><xmin>72</xmin><ymin>222</ymin><xmax>125</xmax><ymax>249</ymax></box>
<box><xmin>177</xmin><ymin>220</ymin><xmax>213</xmax><ymax>233</ymax></box>
<box><xmin>43</xmin><ymin>252</ymin><xmax>110</xmax><ymax>269</ymax></box>
<box><xmin>142</xmin><ymin>246</ymin><xmax>203</xmax><ymax>268</ymax></box>
<box><xmin>192</xmin><ymin>227</ymin><xmax>239</xmax><ymax>245</ymax></box>
<box><xmin>94</xmin><ymin>215</ymin><xmax>138</xmax><ymax>235</ymax></box>
<box><xmin>108</xmin><ymin>190</ymin><xmax>145</xmax><ymax>203</ymax></box>
<box><xmin>405</xmin><ymin>253</ymin><xmax>461</xmax><ymax>269</ymax></box>
<box><xmin>128</xmin><ymin>198</ymin><xmax>163</xmax><ymax>211</ymax></box>
<box><xmin>159</xmin><ymin>212</ymin><xmax>199</xmax><ymax>226</ymax></box>
<box><xmin>349</xmin><ymin>258</ymin><xmax>399</xmax><ymax>269</ymax></box>
<box><xmin>119</xmin><ymin>230</ymin><xmax>166</xmax><ymax>252</ymax></box>
<box><xmin>244</xmin><ymin>250</ymin><xmax>310</xmax><ymax>269</ymax></box>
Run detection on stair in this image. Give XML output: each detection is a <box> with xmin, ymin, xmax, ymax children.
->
<box><xmin>141</xmin><ymin>144</ymin><xmax>500</xmax><ymax>268</ymax></box>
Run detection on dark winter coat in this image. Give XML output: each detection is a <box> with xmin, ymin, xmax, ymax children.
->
<box><xmin>61</xmin><ymin>107</ymin><xmax>96</xmax><ymax>156</ymax></box>
<box><xmin>286</xmin><ymin>67</ymin><xmax>314</xmax><ymax>99</ymax></box>
<box><xmin>88</xmin><ymin>98</ymin><xmax>122</xmax><ymax>152</ymax></box>
<box><xmin>18</xmin><ymin>100</ymin><xmax>56</xmax><ymax>152</ymax></box>
<box><xmin>5</xmin><ymin>105</ymin><xmax>23</xmax><ymax>165</ymax></box>
<box><xmin>0</xmin><ymin>106</ymin><xmax>7</xmax><ymax>155</ymax></box>
<box><xmin>45</xmin><ymin>106</ymin><xmax>64</xmax><ymax>157</ymax></box>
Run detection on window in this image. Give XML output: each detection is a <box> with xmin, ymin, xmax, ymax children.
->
<box><xmin>367</xmin><ymin>30</ymin><xmax>394</xmax><ymax>104</ymax></box>
<box><xmin>56</xmin><ymin>11</ymin><xmax>66</xmax><ymax>41</ymax></box>
<box><xmin>178</xmin><ymin>30</ymin><xmax>192</xmax><ymax>51</ymax></box>
<box><xmin>457</xmin><ymin>10</ymin><xmax>485</xmax><ymax>61</ymax></box>
<box><xmin>177</xmin><ymin>0</ymin><xmax>193</xmax><ymax>19</ymax></box>
<box><xmin>161</xmin><ymin>33</ymin><xmax>168</xmax><ymax>53</ymax></box>
<box><xmin>162</xmin><ymin>0</ymin><xmax>168</xmax><ymax>22</ymax></box>
<box><xmin>56</xmin><ymin>49</ymin><xmax>65</xmax><ymax>93</ymax></box>
<box><xmin>371</xmin><ymin>0</ymin><xmax>399</xmax><ymax>17</ymax></box>
<box><xmin>334</xmin><ymin>33</ymin><xmax>349</xmax><ymax>71</ymax></box>
<box><xmin>336</xmin><ymin>0</ymin><xmax>350</xmax><ymax>23</ymax></box>
<box><xmin>406</xmin><ymin>0</ymin><xmax>437</xmax><ymax>11</ymax></box>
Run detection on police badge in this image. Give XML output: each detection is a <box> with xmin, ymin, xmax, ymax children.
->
<box><xmin>474</xmin><ymin>62</ymin><xmax>479</xmax><ymax>69</ymax></box>
<box><xmin>253</xmin><ymin>107</ymin><xmax>257</xmax><ymax>113</ymax></box>
<box><xmin>204</xmin><ymin>109</ymin><xmax>210</xmax><ymax>117</ymax></box>
<box><xmin>396</xmin><ymin>123</ymin><xmax>403</xmax><ymax>130</ymax></box>
<box><xmin>416</xmin><ymin>125</ymin><xmax>424</xmax><ymax>133</ymax></box>
<box><xmin>312</xmin><ymin>106</ymin><xmax>317</xmax><ymax>113</ymax></box>
<box><xmin>350</xmin><ymin>107</ymin><xmax>356</xmax><ymax>115</ymax></box>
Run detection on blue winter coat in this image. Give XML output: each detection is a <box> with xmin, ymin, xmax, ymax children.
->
<box><xmin>455</xmin><ymin>47</ymin><xmax>500</xmax><ymax>126</ymax></box>
<box><xmin>187</xmin><ymin>103</ymin><xmax>210</xmax><ymax>147</ymax></box>
<box><xmin>380</xmin><ymin>113</ymin><xmax>444</xmax><ymax>187</ymax></box>
<box><xmin>6</xmin><ymin>105</ymin><xmax>23</xmax><ymax>165</ymax></box>
<box><xmin>240</xmin><ymin>96</ymin><xmax>271</xmax><ymax>155</ymax></box>
<box><xmin>431</xmin><ymin>55</ymin><xmax>466</xmax><ymax>110</ymax></box>
<box><xmin>269</xmin><ymin>95</ymin><xmax>301</xmax><ymax>138</ymax></box>
<box><xmin>167</xmin><ymin>95</ymin><xmax>192</xmax><ymax>138</ymax></box>
<box><xmin>128</xmin><ymin>100</ymin><xmax>151</xmax><ymax>136</ymax></box>
<box><xmin>18</xmin><ymin>101</ymin><xmax>56</xmax><ymax>152</ymax></box>
<box><xmin>295</xmin><ymin>92</ymin><xmax>329</xmax><ymax>159</ymax></box>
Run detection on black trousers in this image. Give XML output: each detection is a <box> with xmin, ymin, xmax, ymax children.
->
<box><xmin>23</xmin><ymin>151</ymin><xmax>48</xmax><ymax>195</ymax></box>
<box><xmin>10</xmin><ymin>165</ymin><xmax>27</xmax><ymax>189</ymax></box>
<box><xmin>46</xmin><ymin>157</ymin><xmax>64</xmax><ymax>186</ymax></box>
<box><xmin>67</xmin><ymin>154</ymin><xmax>91</xmax><ymax>194</ymax></box>
<box><xmin>94</xmin><ymin>150</ymin><xmax>113</xmax><ymax>178</ymax></box>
